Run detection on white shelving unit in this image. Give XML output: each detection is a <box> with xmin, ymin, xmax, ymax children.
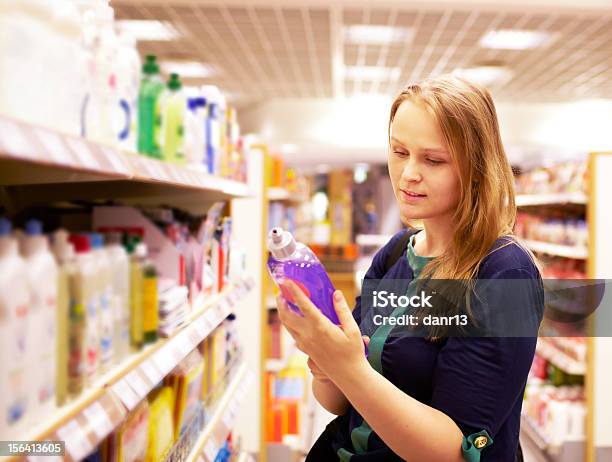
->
<box><xmin>516</xmin><ymin>192</ymin><xmax>587</xmax><ymax>207</ymax></box>
<box><xmin>523</xmin><ymin>239</ymin><xmax>588</xmax><ymax>260</ymax></box>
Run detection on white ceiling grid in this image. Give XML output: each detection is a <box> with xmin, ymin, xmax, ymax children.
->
<box><xmin>112</xmin><ymin>1</ymin><xmax>612</xmax><ymax>105</ymax></box>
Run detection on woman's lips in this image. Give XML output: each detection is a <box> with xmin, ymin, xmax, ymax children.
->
<box><xmin>400</xmin><ymin>189</ymin><xmax>427</xmax><ymax>203</ymax></box>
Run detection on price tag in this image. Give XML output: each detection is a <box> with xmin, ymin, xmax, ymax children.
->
<box><xmin>102</xmin><ymin>147</ymin><xmax>129</xmax><ymax>175</ymax></box>
<box><xmin>34</xmin><ymin>129</ymin><xmax>72</xmax><ymax>164</ymax></box>
<box><xmin>187</xmin><ymin>324</ymin><xmax>203</xmax><ymax>345</ymax></box>
<box><xmin>140</xmin><ymin>360</ymin><xmax>162</xmax><ymax>386</ymax></box>
<box><xmin>65</xmin><ymin>136</ymin><xmax>99</xmax><ymax>169</ymax></box>
<box><xmin>193</xmin><ymin>317</ymin><xmax>208</xmax><ymax>337</ymax></box>
<box><xmin>0</xmin><ymin>119</ymin><xmax>36</xmax><ymax>159</ymax></box>
<box><xmin>110</xmin><ymin>378</ymin><xmax>140</xmax><ymax>411</ymax></box>
<box><xmin>125</xmin><ymin>370</ymin><xmax>150</xmax><ymax>399</ymax></box>
<box><xmin>155</xmin><ymin>162</ymin><xmax>167</xmax><ymax>180</ymax></box>
<box><xmin>83</xmin><ymin>401</ymin><xmax>114</xmax><ymax>440</ymax></box>
<box><xmin>56</xmin><ymin>419</ymin><xmax>92</xmax><ymax>461</ymax></box>
<box><xmin>174</xmin><ymin>332</ymin><xmax>193</xmax><ymax>357</ymax></box>
<box><xmin>152</xmin><ymin>348</ymin><xmax>176</xmax><ymax>375</ymax></box>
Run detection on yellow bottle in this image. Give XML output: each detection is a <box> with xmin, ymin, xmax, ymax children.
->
<box><xmin>130</xmin><ymin>243</ymin><xmax>145</xmax><ymax>348</ymax></box>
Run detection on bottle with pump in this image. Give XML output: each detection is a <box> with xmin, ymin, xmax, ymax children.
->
<box><xmin>21</xmin><ymin>220</ymin><xmax>58</xmax><ymax>420</ymax></box>
<box><xmin>160</xmin><ymin>73</ymin><xmax>186</xmax><ymax>164</ymax></box>
<box><xmin>137</xmin><ymin>55</ymin><xmax>164</xmax><ymax>157</ymax></box>
<box><xmin>267</xmin><ymin>227</ymin><xmax>339</xmax><ymax>324</ymax></box>
<box><xmin>0</xmin><ymin>218</ymin><xmax>30</xmax><ymax>439</ymax></box>
<box><xmin>105</xmin><ymin>232</ymin><xmax>131</xmax><ymax>362</ymax></box>
<box><xmin>51</xmin><ymin>230</ymin><xmax>77</xmax><ymax>406</ymax></box>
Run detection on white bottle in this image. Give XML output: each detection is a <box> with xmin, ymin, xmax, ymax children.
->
<box><xmin>0</xmin><ymin>218</ymin><xmax>31</xmax><ymax>439</ymax></box>
<box><xmin>115</xmin><ymin>31</ymin><xmax>141</xmax><ymax>152</ymax></box>
<box><xmin>105</xmin><ymin>232</ymin><xmax>131</xmax><ymax>363</ymax></box>
<box><xmin>21</xmin><ymin>220</ymin><xmax>57</xmax><ymax>421</ymax></box>
<box><xmin>201</xmin><ymin>85</ymin><xmax>222</xmax><ymax>175</ymax></box>
<box><xmin>50</xmin><ymin>0</ymin><xmax>83</xmax><ymax>135</ymax></box>
<box><xmin>185</xmin><ymin>97</ymin><xmax>206</xmax><ymax>167</ymax></box>
<box><xmin>69</xmin><ymin>234</ymin><xmax>99</xmax><ymax>385</ymax></box>
<box><xmin>89</xmin><ymin>233</ymin><xmax>114</xmax><ymax>370</ymax></box>
<box><xmin>51</xmin><ymin>230</ymin><xmax>77</xmax><ymax>406</ymax></box>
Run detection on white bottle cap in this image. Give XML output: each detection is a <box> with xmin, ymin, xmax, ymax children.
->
<box><xmin>267</xmin><ymin>227</ymin><xmax>296</xmax><ymax>261</ymax></box>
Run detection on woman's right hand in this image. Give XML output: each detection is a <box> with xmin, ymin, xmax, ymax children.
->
<box><xmin>307</xmin><ymin>335</ymin><xmax>370</xmax><ymax>385</ymax></box>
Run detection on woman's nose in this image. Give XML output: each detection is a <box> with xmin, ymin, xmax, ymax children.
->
<box><xmin>401</xmin><ymin>160</ymin><xmax>422</xmax><ymax>182</ymax></box>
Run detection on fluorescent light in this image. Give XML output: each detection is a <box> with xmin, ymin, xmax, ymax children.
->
<box><xmin>116</xmin><ymin>20</ymin><xmax>180</xmax><ymax>41</ymax></box>
<box><xmin>161</xmin><ymin>61</ymin><xmax>214</xmax><ymax>79</ymax></box>
<box><xmin>453</xmin><ymin>66</ymin><xmax>513</xmax><ymax>86</ymax></box>
<box><xmin>344</xmin><ymin>66</ymin><xmax>401</xmax><ymax>81</ymax></box>
<box><xmin>344</xmin><ymin>24</ymin><xmax>413</xmax><ymax>45</ymax></box>
<box><xmin>479</xmin><ymin>29</ymin><xmax>551</xmax><ymax>50</ymax></box>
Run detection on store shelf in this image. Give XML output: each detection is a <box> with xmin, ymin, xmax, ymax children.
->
<box><xmin>520</xmin><ymin>413</ymin><xmax>585</xmax><ymax>462</ymax></box>
<box><xmin>267</xmin><ymin>187</ymin><xmax>308</xmax><ymax>203</ymax></box>
<box><xmin>265</xmin><ymin>341</ymin><xmax>298</xmax><ymax>373</ymax></box>
<box><xmin>236</xmin><ymin>452</ymin><xmax>255</xmax><ymax>462</ymax></box>
<box><xmin>0</xmin><ymin>115</ymin><xmax>252</xmax><ymax>210</ymax></box>
<box><xmin>7</xmin><ymin>277</ymin><xmax>254</xmax><ymax>461</ymax></box>
<box><xmin>186</xmin><ymin>363</ymin><xmax>255</xmax><ymax>462</ymax></box>
<box><xmin>536</xmin><ymin>338</ymin><xmax>586</xmax><ymax>375</ymax></box>
<box><xmin>516</xmin><ymin>192</ymin><xmax>587</xmax><ymax>207</ymax></box>
<box><xmin>522</xmin><ymin>239</ymin><xmax>588</xmax><ymax>260</ymax></box>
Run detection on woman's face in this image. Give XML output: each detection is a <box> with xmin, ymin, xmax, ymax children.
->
<box><xmin>388</xmin><ymin>99</ymin><xmax>461</xmax><ymax>224</ymax></box>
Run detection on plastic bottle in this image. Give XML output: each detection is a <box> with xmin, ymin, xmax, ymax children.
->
<box><xmin>137</xmin><ymin>243</ymin><xmax>159</xmax><ymax>344</ymax></box>
<box><xmin>69</xmin><ymin>234</ymin><xmax>99</xmax><ymax>386</ymax></box>
<box><xmin>267</xmin><ymin>227</ymin><xmax>339</xmax><ymax>324</ymax></box>
<box><xmin>185</xmin><ymin>97</ymin><xmax>207</xmax><ymax>166</ymax></box>
<box><xmin>84</xmin><ymin>2</ymin><xmax>119</xmax><ymax>145</ymax></box>
<box><xmin>116</xmin><ymin>32</ymin><xmax>141</xmax><ymax>152</ymax></box>
<box><xmin>51</xmin><ymin>230</ymin><xmax>77</xmax><ymax>406</ymax></box>
<box><xmin>0</xmin><ymin>218</ymin><xmax>30</xmax><ymax>439</ymax></box>
<box><xmin>21</xmin><ymin>220</ymin><xmax>58</xmax><ymax>420</ymax></box>
<box><xmin>90</xmin><ymin>233</ymin><xmax>114</xmax><ymax>370</ymax></box>
<box><xmin>128</xmin><ymin>241</ymin><xmax>145</xmax><ymax>348</ymax></box>
<box><xmin>201</xmin><ymin>85</ymin><xmax>222</xmax><ymax>175</ymax></box>
<box><xmin>137</xmin><ymin>55</ymin><xmax>164</xmax><ymax>158</ymax></box>
<box><xmin>160</xmin><ymin>73</ymin><xmax>186</xmax><ymax>164</ymax></box>
<box><xmin>105</xmin><ymin>232</ymin><xmax>131</xmax><ymax>363</ymax></box>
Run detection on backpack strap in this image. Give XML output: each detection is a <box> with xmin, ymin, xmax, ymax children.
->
<box><xmin>383</xmin><ymin>228</ymin><xmax>419</xmax><ymax>275</ymax></box>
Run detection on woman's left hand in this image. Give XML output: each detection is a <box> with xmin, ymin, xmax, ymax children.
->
<box><xmin>276</xmin><ymin>280</ymin><xmax>369</xmax><ymax>382</ymax></box>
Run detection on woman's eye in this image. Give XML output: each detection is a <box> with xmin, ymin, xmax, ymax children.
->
<box><xmin>426</xmin><ymin>158</ymin><xmax>444</xmax><ymax>165</ymax></box>
<box><xmin>394</xmin><ymin>150</ymin><xmax>409</xmax><ymax>157</ymax></box>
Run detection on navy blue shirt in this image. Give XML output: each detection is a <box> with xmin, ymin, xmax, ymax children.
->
<box><xmin>330</xmin><ymin>228</ymin><xmax>544</xmax><ymax>461</ymax></box>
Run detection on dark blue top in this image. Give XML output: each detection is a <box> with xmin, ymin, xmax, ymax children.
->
<box><xmin>331</xmin><ymin>228</ymin><xmax>544</xmax><ymax>461</ymax></box>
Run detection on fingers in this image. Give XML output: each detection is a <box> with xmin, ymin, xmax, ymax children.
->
<box><xmin>276</xmin><ymin>294</ymin><xmax>301</xmax><ymax>332</ymax></box>
<box><xmin>332</xmin><ymin>290</ymin><xmax>360</xmax><ymax>336</ymax></box>
<box><xmin>283</xmin><ymin>280</ymin><xmax>324</xmax><ymax>322</ymax></box>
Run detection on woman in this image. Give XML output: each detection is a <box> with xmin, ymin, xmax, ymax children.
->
<box><xmin>277</xmin><ymin>75</ymin><xmax>543</xmax><ymax>461</ymax></box>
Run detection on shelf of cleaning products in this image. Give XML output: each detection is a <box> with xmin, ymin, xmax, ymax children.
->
<box><xmin>520</xmin><ymin>413</ymin><xmax>585</xmax><ymax>462</ymax></box>
<box><xmin>0</xmin><ymin>116</ymin><xmax>252</xmax><ymax>208</ymax></box>
<box><xmin>536</xmin><ymin>338</ymin><xmax>586</xmax><ymax>375</ymax></box>
<box><xmin>516</xmin><ymin>192</ymin><xmax>587</xmax><ymax>207</ymax></box>
<box><xmin>11</xmin><ymin>277</ymin><xmax>254</xmax><ymax>460</ymax></box>
<box><xmin>267</xmin><ymin>187</ymin><xmax>308</xmax><ymax>203</ymax></box>
<box><xmin>186</xmin><ymin>362</ymin><xmax>254</xmax><ymax>462</ymax></box>
<box><xmin>522</xmin><ymin>239</ymin><xmax>588</xmax><ymax>260</ymax></box>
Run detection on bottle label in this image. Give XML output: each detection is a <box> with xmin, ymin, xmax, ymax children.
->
<box><xmin>142</xmin><ymin>277</ymin><xmax>158</xmax><ymax>333</ymax></box>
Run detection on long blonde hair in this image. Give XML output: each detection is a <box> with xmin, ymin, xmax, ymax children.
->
<box><xmin>389</xmin><ymin>75</ymin><xmax>517</xmax><ymax>281</ymax></box>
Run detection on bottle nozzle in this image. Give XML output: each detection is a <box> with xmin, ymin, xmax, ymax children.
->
<box><xmin>267</xmin><ymin>227</ymin><xmax>297</xmax><ymax>260</ymax></box>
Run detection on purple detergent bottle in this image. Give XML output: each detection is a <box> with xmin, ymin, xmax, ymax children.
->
<box><xmin>267</xmin><ymin>227</ymin><xmax>339</xmax><ymax>325</ymax></box>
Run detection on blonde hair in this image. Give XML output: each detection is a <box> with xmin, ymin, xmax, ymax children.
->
<box><xmin>389</xmin><ymin>74</ymin><xmax>519</xmax><ymax>281</ymax></box>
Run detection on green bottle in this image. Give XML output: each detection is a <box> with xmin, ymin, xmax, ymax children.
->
<box><xmin>160</xmin><ymin>73</ymin><xmax>186</xmax><ymax>164</ymax></box>
<box><xmin>137</xmin><ymin>55</ymin><xmax>164</xmax><ymax>158</ymax></box>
